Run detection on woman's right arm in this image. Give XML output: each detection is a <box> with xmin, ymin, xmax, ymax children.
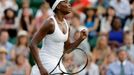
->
<box><xmin>29</xmin><ymin>19</ymin><xmax>54</xmax><ymax>75</ymax></box>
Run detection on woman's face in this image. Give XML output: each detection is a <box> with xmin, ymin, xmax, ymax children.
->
<box><xmin>17</xmin><ymin>55</ymin><xmax>25</xmax><ymax>65</ymax></box>
<box><xmin>58</xmin><ymin>0</ymin><xmax>72</xmax><ymax>14</ymax></box>
<box><xmin>87</xmin><ymin>9</ymin><xmax>94</xmax><ymax>17</ymax></box>
<box><xmin>19</xmin><ymin>36</ymin><xmax>28</xmax><ymax>45</ymax></box>
<box><xmin>124</xmin><ymin>35</ymin><xmax>133</xmax><ymax>45</ymax></box>
<box><xmin>113</xmin><ymin>18</ymin><xmax>121</xmax><ymax>29</ymax></box>
<box><xmin>7</xmin><ymin>10</ymin><xmax>14</xmax><ymax>18</ymax></box>
<box><xmin>63</xmin><ymin>53</ymin><xmax>74</xmax><ymax>67</ymax></box>
<box><xmin>108</xmin><ymin>8</ymin><xmax>115</xmax><ymax>16</ymax></box>
<box><xmin>0</xmin><ymin>53</ymin><xmax>6</xmax><ymax>60</ymax></box>
<box><xmin>72</xmin><ymin>17</ymin><xmax>80</xmax><ymax>28</ymax></box>
<box><xmin>99</xmin><ymin>36</ymin><xmax>108</xmax><ymax>47</ymax></box>
<box><xmin>23</xmin><ymin>8</ymin><xmax>30</xmax><ymax>17</ymax></box>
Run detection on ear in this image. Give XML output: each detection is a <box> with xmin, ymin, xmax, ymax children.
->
<box><xmin>56</xmin><ymin>3</ymin><xmax>61</xmax><ymax>10</ymax></box>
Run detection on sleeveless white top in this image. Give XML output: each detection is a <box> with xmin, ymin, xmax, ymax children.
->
<box><xmin>31</xmin><ymin>16</ymin><xmax>69</xmax><ymax>75</ymax></box>
<box><xmin>39</xmin><ymin>15</ymin><xmax>69</xmax><ymax>60</ymax></box>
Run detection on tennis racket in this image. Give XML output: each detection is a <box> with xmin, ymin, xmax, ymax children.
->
<box><xmin>49</xmin><ymin>48</ymin><xmax>88</xmax><ymax>75</ymax></box>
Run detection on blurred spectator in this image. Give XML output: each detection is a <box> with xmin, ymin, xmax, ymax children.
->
<box><xmin>95</xmin><ymin>0</ymin><xmax>108</xmax><ymax>15</ymax></box>
<box><xmin>73</xmin><ymin>31</ymin><xmax>90</xmax><ymax>66</ymax></box>
<box><xmin>72</xmin><ymin>0</ymin><xmax>90</xmax><ymax>24</ymax></box>
<box><xmin>100</xmin><ymin>7</ymin><xmax>116</xmax><ymax>34</ymax></box>
<box><xmin>85</xmin><ymin>8</ymin><xmax>99</xmax><ymax>33</ymax></box>
<box><xmin>109</xmin><ymin>0</ymin><xmax>131</xmax><ymax>20</ymax></box>
<box><xmin>0</xmin><ymin>0</ymin><xmax>18</xmax><ymax>21</ymax></box>
<box><xmin>1</xmin><ymin>8</ymin><xmax>18</xmax><ymax>38</ymax></box>
<box><xmin>18</xmin><ymin>0</ymin><xmax>33</xmax><ymax>18</ymax></box>
<box><xmin>0</xmin><ymin>29</ymin><xmax>13</xmax><ymax>60</ymax></box>
<box><xmin>85</xmin><ymin>8</ymin><xmax>99</xmax><ymax>48</ymax></box>
<box><xmin>74</xmin><ymin>31</ymin><xmax>90</xmax><ymax>54</ymax></box>
<box><xmin>78</xmin><ymin>53</ymin><xmax>99</xmax><ymax>75</ymax></box>
<box><xmin>124</xmin><ymin>10</ymin><xmax>134</xmax><ymax>32</ymax></box>
<box><xmin>109</xmin><ymin>16</ymin><xmax>124</xmax><ymax>45</ymax></box>
<box><xmin>95</xmin><ymin>0</ymin><xmax>110</xmax><ymax>8</ymax></box>
<box><xmin>11</xmin><ymin>31</ymin><xmax>29</xmax><ymax>61</ymax></box>
<box><xmin>1</xmin><ymin>8</ymin><xmax>17</xmax><ymax>27</ymax></box>
<box><xmin>107</xmin><ymin>48</ymin><xmax>134</xmax><ymax>75</ymax></box>
<box><xmin>5</xmin><ymin>53</ymin><xmax>31</xmax><ymax>75</ymax></box>
<box><xmin>92</xmin><ymin>35</ymin><xmax>111</xmax><ymax>65</ymax></box>
<box><xmin>100</xmin><ymin>52</ymin><xmax>116</xmax><ymax>75</ymax></box>
<box><xmin>35</xmin><ymin>2</ymin><xmax>51</xmax><ymax>30</ymax></box>
<box><xmin>36</xmin><ymin>2</ymin><xmax>53</xmax><ymax>18</ymax></box>
<box><xmin>11</xmin><ymin>0</ymin><xmax>18</xmax><ymax>10</ymax></box>
<box><xmin>63</xmin><ymin>53</ymin><xmax>77</xmax><ymax>73</ymax></box>
<box><xmin>121</xmin><ymin>32</ymin><xmax>134</xmax><ymax>63</ymax></box>
<box><xmin>69</xmin><ymin>14</ymin><xmax>90</xmax><ymax>66</ymax></box>
<box><xmin>70</xmin><ymin>14</ymin><xmax>89</xmax><ymax>42</ymax></box>
<box><xmin>0</xmin><ymin>47</ymin><xmax>12</xmax><ymax>75</ymax></box>
<box><xmin>19</xmin><ymin>8</ymin><xmax>35</xmax><ymax>37</ymax></box>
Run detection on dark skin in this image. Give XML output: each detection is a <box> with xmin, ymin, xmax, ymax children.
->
<box><xmin>29</xmin><ymin>0</ymin><xmax>87</xmax><ymax>75</ymax></box>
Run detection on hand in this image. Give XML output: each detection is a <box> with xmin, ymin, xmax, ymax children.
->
<box><xmin>79</xmin><ymin>29</ymin><xmax>87</xmax><ymax>40</ymax></box>
<box><xmin>39</xmin><ymin>66</ymin><xmax>49</xmax><ymax>75</ymax></box>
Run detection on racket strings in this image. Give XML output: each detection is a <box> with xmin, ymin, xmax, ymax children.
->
<box><xmin>49</xmin><ymin>48</ymin><xmax>88</xmax><ymax>75</ymax></box>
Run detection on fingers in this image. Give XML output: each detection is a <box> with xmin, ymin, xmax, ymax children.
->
<box><xmin>81</xmin><ymin>29</ymin><xmax>88</xmax><ymax>36</ymax></box>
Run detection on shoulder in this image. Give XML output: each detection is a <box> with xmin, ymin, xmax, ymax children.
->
<box><xmin>126</xmin><ymin>61</ymin><xmax>134</xmax><ymax>66</ymax></box>
<box><xmin>40</xmin><ymin>16</ymin><xmax>55</xmax><ymax>32</ymax></box>
<box><xmin>109</xmin><ymin>61</ymin><xmax>117</xmax><ymax>69</ymax></box>
<box><xmin>44</xmin><ymin>17</ymin><xmax>55</xmax><ymax>26</ymax></box>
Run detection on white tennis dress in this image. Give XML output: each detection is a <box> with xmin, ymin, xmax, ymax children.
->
<box><xmin>31</xmin><ymin>16</ymin><xmax>69</xmax><ymax>75</ymax></box>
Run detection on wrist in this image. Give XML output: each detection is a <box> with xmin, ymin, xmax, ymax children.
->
<box><xmin>37</xmin><ymin>63</ymin><xmax>44</xmax><ymax>69</ymax></box>
<box><xmin>78</xmin><ymin>37</ymin><xmax>84</xmax><ymax>42</ymax></box>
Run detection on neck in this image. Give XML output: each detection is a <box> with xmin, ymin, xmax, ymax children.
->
<box><xmin>17</xmin><ymin>64</ymin><xmax>23</xmax><ymax>67</ymax></box>
<box><xmin>98</xmin><ymin>45</ymin><xmax>107</xmax><ymax>49</ymax></box>
<box><xmin>55</xmin><ymin>11</ymin><xmax>65</xmax><ymax>22</ymax></box>
<box><xmin>119</xmin><ymin>59</ymin><xmax>125</xmax><ymax>63</ymax></box>
<box><xmin>19</xmin><ymin>44</ymin><xmax>26</xmax><ymax>47</ymax></box>
<box><xmin>114</xmin><ymin>28</ymin><xmax>121</xmax><ymax>31</ymax></box>
<box><xmin>117</xmin><ymin>0</ymin><xmax>121</xmax><ymax>2</ymax></box>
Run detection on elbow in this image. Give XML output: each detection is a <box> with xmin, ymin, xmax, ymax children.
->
<box><xmin>29</xmin><ymin>42</ymin><xmax>36</xmax><ymax>51</ymax></box>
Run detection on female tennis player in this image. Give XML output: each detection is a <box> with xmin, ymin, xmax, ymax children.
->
<box><xmin>29</xmin><ymin>0</ymin><xmax>87</xmax><ymax>75</ymax></box>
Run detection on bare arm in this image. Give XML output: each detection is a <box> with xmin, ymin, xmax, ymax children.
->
<box><xmin>29</xmin><ymin>19</ymin><xmax>54</xmax><ymax>75</ymax></box>
<box><xmin>88</xmin><ymin>18</ymin><xmax>99</xmax><ymax>32</ymax></box>
<box><xmin>64</xmin><ymin>29</ymin><xmax>87</xmax><ymax>53</ymax></box>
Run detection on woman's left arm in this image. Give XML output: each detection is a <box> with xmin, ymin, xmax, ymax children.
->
<box><xmin>64</xmin><ymin>29</ymin><xmax>87</xmax><ymax>53</ymax></box>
